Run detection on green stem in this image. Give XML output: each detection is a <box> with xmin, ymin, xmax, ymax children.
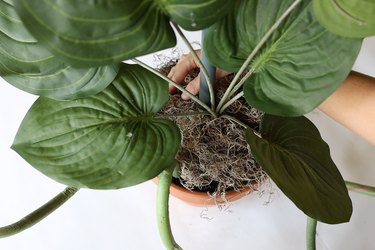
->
<box><xmin>218</xmin><ymin>91</ymin><xmax>244</xmax><ymax>114</ymax></box>
<box><xmin>227</xmin><ymin>69</ymin><xmax>254</xmax><ymax>101</ymax></box>
<box><xmin>157</xmin><ymin>166</ymin><xmax>182</xmax><ymax>250</ymax></box>
<box><xmin>218</xmin><ymin>69</ymin><xmax>252</xmax><ymax>114</ymax></box>
<box><xmin>216</xmin><ymin>0</ymin><xmax>302</xmax><ymax>112</ymax></box>
<box><xmin>345</xmin><ymin>181</ymin><xmax>375</xmax><ymax>197</ymax></box>
<box><xmin>306</xmin><ymin>217</ymin><xmax>317</xmax><ymax>250</ymax></box>
<box><xmin>157</xmin><ymin>111</ymin><xmax>209</xmax><ymax>118</ymax></box>
<box><xmin>221</xmin><ymin>114</ymin><xmax>248</xmax><ymax>129</ymax></box>
<box><xmin>171</xmin><ymin>23</ymin><xmax>216</xmax><ymax>110</ymax></box>
<box><xmin>132</xmin><ymin>58</ymin><xmax>216</xmax><ymax>117</ymax></box>
<box><xmin>0</xmin><ymin>187</ymin><xmax>79</xmax><ymax>238</ymax></box>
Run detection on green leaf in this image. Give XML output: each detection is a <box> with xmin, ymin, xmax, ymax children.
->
<box><xmin>313</xmin><ymin>0</ymin><xmax>375</xmax><ymax>38</ymax></box>
<box><xmin>204</xmin><ymin>0</ymin><xmax>362</xmax><ymax>116</ymax></box>
<box><xmin>245</xmin><ymin>115</ymin><xmax>352</xmax><ymax>224</ymax></box>
<box><xmin>158</xmin><ymin>0</ymin><xmax>235</xmax><ymax>31</ymax></box>
<box><xmin>0</xmin><ymin>0</ymin><xmax>119</xmax><ymax>100</ymax></box>
<box><xmin>13</xmin><ymin>0</ymin><xmax>235</xmax><ymax>67</ymax></box>
<box><xmin>12</xmin><ymin>64</ymin><xmax>181</xmax><ymax>189</ymax></box>
<box><xmin>14</xmin><ymin>0</ymin><xmax>176</xmax><ymax>67</ymax></box>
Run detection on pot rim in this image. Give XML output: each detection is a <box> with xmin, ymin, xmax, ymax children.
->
<box><xmin>153</xmin><ymin>178</ymin><xmax>254</xmax><ymax>207</ymax></box>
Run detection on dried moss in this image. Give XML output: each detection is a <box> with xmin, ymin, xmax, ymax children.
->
<box><xmin>157</xmin><ymin>57</ymin><xmax>268</xmax><ymax>199</ymax></box>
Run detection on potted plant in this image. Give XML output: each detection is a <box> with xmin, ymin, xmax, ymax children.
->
<box><xmin>0</xmin><ymin>0</ymin><xmax>374</xmax><ymax>249</ymax></box>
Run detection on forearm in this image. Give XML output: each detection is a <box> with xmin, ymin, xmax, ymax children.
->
<box><xmin>319</xmin><ymin>71</ymin><xmax>375</xmax><ymax>145</ymax></box>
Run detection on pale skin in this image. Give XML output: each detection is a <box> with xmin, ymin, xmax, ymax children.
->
<box><xmin>168</xmin><ymin>51</ymin><xmax>375</xmax><ymax>146</ymax></box>
<box><xmin>168</xmin><ymin>50</ymin><xmax>229</xmax><ymax>100</ymax></box>
<box><xmin>319</xmin><ymin>71</ymin><xmax>375</xmax><ymax>145</ymax></box>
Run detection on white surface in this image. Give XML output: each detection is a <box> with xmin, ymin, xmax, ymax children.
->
<box><xmin>0</xmin><ymin>32</ymin><xmax>375</xmax><ymax>250</ymax></box>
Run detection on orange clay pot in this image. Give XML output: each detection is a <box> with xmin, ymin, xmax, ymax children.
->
<box><xmin>153</xmin><ymin>178</ymin><xmax>254</xmax><ymax>207</ymax></box>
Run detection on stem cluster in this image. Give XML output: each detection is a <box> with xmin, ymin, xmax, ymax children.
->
<box><xmin>134</xmin><ymin>0</ymin><xmax>303</xmax><ymax>121</ymax></box>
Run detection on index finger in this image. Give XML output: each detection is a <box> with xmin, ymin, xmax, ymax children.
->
<box><xmin>168</xmin><ymin>50</ymin><xmax>201</xmax><ymax>93</ymax></box>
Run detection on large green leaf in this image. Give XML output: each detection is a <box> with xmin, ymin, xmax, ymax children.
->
<box><xmin>204</xmin><ymin>0</ymin><xmax>362</xmax><ymax>116</ymax></box>
<box><xmin>14</xmin><ymin>0</ymin><xmax>176</xmax><ymax>67</ymax></box>
<box><xmin>159</xmin><ymin>0</ymin><xmax>235</xmax><ymax>31</ymax></box>
<box><xmin>313</xmin><ymin>0</ymin><xmax>375</xmax><ymax>38</ymax></box>
<box><xmin>12</xmin><ymin>64</ymin><xmax>181</xmax><ymax>189</ymax></box>
<box><xmin>0</xmin><ymin>0</ymin><xmax>119</xmax><ymax>100</ymax></box>
<box><xmin>245</xmin><ymin>115</ymin><xmax>352</xmax><ymax>224</ymax></box>
<box><xmin>13</xmin><ymin>0</ymin><xmax>234</xmax><ymax>67</ymax></box>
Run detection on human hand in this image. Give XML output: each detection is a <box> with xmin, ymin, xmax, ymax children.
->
<box><xmin>167</xmin><ymin>50</ymin><xmax>230</xmax><ymax>100</ymax></box>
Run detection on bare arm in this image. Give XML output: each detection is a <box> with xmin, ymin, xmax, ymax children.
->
<box><xmin>319</xmin><ymin>71</ymin><xmax>375</xmax><ymax>145</ymax></box>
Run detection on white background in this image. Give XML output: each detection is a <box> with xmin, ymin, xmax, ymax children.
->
<box><xmin>0</xmin><ymin>31</ymin><xmax>374</xmax><ymax>250</ymax></box>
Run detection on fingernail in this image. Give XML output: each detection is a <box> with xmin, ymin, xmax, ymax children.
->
<box><xmin>181</xmin><ymin>93</ymin><xmax>189</xmax><ymax>100</ymax></box>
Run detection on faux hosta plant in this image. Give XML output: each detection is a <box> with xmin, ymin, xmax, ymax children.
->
<box><xmin>1</xmin><ymin>0</ymin><xmax>374</xmax><ymax>249</ymax></box>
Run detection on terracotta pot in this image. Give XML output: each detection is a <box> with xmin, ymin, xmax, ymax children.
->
<box><xmin>153</xmin><ymin>178</ymin><xmax>254</xmax><ymax>207</ymax></box>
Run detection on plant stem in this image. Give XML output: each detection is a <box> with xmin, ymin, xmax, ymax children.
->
<box><xmin>0</xmin><ymin>187</ymin><xmax>79</xmax><ymax>238</ymax></box>
<box><xmin>306</xmin><ymin>217</ymin><xmax>317</xmax><ymax>250</ymax></box>
<box><xmin>345</xmin><ymin>181</ymin><xmax>375</xmax><ymax>196</ymax></box>
<box><xmin>218</xmin><ymin>69</ymin><xmax>253</xmax><ymax>114</ymax></box>
<box><xmin>157</xmin><ymin>111</ymin><xmax>209</xmax><ymax>118</ymax></box>
<box><xmin>216</xmin><ymin>0</ymin><xmax>302</xmax><ymax>112</ymax></box>
<box><xmin>156</xmin><ymin>166</ymin><xmax>182</xmax><ymax>250</ymax></box>
<box><xmin>221</xmin><ymin>115</ymin><xmax>248</xmax><ymax>129</ymax></box>
<box><xmin>171</xmin><ymin>23</ymin><xmax>216</xmax><ymax>110</ymax></box>
<box><xmin>228</xmin><ymin>69</ymin><xmax>254</xmax><ymax>97</ymax></box>
<box><xmin>218</xmin><ymin>91</ymin><xmax>244</xmax><ymax>114</ymax></box>
<box><xmin>132</xmin><ymin>58</ymin><xmax>216</xmax><ymax>117</ymax></box>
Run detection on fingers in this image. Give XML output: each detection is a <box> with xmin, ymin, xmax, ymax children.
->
<box><xmin>181</xmin><ymin>68</ymin><xmax>230</xmax><ymax>100</ymax></box>
<box><xmin>216</xmin><ymin>68</ymin><xmax>231</xmax><ymax>79</ymax></box>
<box><xmin>167</xmin><ymin>49</ymin><xmax>231</xmax><ymax>100</ymax></box>
<box><xmin>168</xmin><ymin>51</ymin><xmax>201</xmax><ymax>94</ymax></box>
<box><xmin>181</xmin><ymin>74</ymin><xmax>200</xmax><ymax>100</ymax></box>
